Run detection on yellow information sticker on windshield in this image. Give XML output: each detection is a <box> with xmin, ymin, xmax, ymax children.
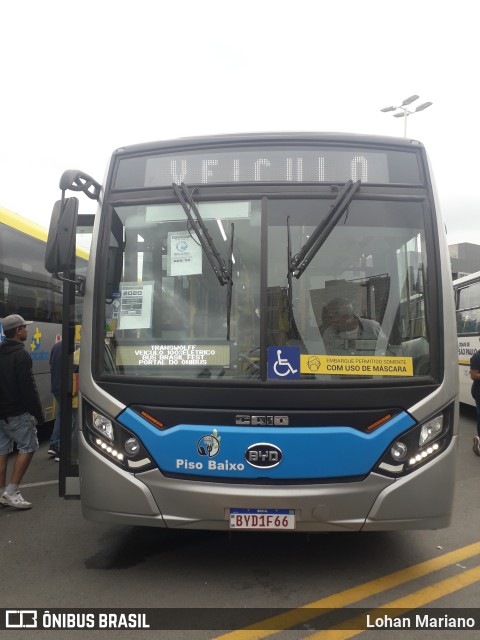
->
<box><xmin>300</xmin><ymin>354</ymin><xmax>414</xmax><ymax>376</ymax></box>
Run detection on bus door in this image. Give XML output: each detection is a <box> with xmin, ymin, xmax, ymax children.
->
<box><xmin>58</xmin><ymin>213</ymin><xmax>94</xmax><ymax>497</ymax></box>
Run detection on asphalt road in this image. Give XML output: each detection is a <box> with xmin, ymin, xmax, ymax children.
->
<box><xmin>1</xmin><ymin>407</ymin><xmax>479</xmax><ymax>639</ymax></box>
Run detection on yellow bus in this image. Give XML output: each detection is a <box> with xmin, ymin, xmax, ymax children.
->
<box><xmin>0</xmin><ymin>205</ymin><xmax>77</xmax><ymax>421</ymax></box>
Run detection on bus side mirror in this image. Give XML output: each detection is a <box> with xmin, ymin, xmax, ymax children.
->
<box><xmin>45</xmin><ymin>198</ymin><xmax>79</xmax><ymax>274</ymax></box>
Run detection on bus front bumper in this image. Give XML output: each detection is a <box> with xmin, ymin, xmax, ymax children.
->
<box><xmin>78</xmin><ymin>433</ymin><xmax>457</xmax><ymax>532</ymax></box>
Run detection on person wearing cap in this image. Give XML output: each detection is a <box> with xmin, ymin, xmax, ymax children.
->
<box><xmin>0</xmin><ymin>314</ymin><xmax>44</xmax><ymax>509</ymax></box>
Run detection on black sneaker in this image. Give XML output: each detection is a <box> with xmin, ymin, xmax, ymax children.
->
<box><xmin>48</xmin><ymin>446</ymin><xmax>59</xmax><ymax>457</ymax></box>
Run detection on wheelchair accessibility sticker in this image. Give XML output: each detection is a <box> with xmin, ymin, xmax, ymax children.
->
<box><xmin>268</xmin><ymin>347</ymin><xmax>300</xmax><ymax>379</ymax></box>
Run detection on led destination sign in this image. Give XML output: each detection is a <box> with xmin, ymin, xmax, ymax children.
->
<box><xmin>114</xmin><ymin>146</ymin><xmax>421</xmax><ymax>189</ymax></box>
<box><xmin>115</xmin><ymin>344</ymin><xmax>231</xmax><ymax>367</ymax></box>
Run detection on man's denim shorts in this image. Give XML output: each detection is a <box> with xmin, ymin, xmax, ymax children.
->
<box><xmin>0</xmin><ymin>413</ymin><xmax>39</xmax><ymax>455</ymax></box>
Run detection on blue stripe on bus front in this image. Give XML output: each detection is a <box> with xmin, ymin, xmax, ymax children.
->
<box><xmin>118</xmin><ymin>409</ymin><xmax>415</xmax><ymax>479</ymax></box>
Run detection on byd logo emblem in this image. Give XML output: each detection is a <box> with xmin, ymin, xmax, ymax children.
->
<box><xmin>245</xmin><ymin>443</ymin><xmax>283</xmax><ymax>469</ymax></box>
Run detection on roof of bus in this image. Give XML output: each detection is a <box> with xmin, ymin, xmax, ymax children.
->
<box><xmin>453</xmin><ymin>271</ymin><xmax>480</xmax><ymax>288</ymax></box>
<box><xmin>112</xmin><ymin>132</ymin><xmax>426</xmax><ymax>156</ymax></box>
<box><xmin>0</xmin><ymin>205</ymin><xmax>49</xmax><ymax>242</ymax></box>
<box><xmin>0</xmin><ymin>204</ymin><xmax>89</xmax><ymax>260</ymax></box>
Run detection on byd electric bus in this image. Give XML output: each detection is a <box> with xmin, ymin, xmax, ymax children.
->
<box><xmin>45</xmin><ymin>133</ymin><xmax>458</xmax><ymax>531</ymax></box>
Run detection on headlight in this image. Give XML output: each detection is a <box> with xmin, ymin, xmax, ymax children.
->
<box><xmin>390</xmin><ymin>441</ymin><xmax>408</xmax><ymax>461</ymax></box>
<box><xmin>83</xmin><ymin>401</ymin><xmax>155</xmax><ymax>472</ymax></box>
<box><xmin>124</xmin><ymin>437</ymin><xmax>140</xmax><ymax>455</ymax></box>
<box><xmin>419</xmin><ymin>415</ymin><xmax>443</xmax><ymax>446</ymax></box>
<box><xmin>92</xmin><ymin>412</ymin><xmax>114</xmax><ymax>441</ymax></box>
<box><xmin>375</xmin><ymin>405</ymin><xmax>454</xmax><ymax>477</ymax></box>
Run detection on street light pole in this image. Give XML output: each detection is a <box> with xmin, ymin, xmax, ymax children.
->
<box><xmin>380</xmin><ymin>95</ymin><xmax>433</xmax><ymax>137</ymax></box>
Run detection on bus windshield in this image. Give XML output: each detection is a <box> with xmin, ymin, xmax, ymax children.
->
<box><xmin>103</xmin><ymin>193</ymin><xmax>429</xmax><ymax>380</ymax></box>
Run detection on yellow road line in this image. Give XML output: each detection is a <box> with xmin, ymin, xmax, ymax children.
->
<box><xmin>213</xmin><ymin>541</ymin><xmax>480</xmax><ymax>640</ymax></box>
<box><xmin>309</xmin><ymin>563</ymin><xmax>480</xmax><ymax>639</ymax></box>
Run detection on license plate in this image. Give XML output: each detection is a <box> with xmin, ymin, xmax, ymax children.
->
<box><xmin>229</xmin><ymin>508</ymin><xmax>295</xmax><ymax>530</ymax></box>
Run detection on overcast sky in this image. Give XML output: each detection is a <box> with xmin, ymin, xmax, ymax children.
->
<box><xmin>2</xmin><ymin>1</ymin><xmax>478</xmax><ymax>246</ymax></box>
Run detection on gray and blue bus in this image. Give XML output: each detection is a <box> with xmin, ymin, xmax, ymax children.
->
<box><xmin>46</xmin><ymin>133</ymin><xmax>458</xmax><ymax>531</ymax></box>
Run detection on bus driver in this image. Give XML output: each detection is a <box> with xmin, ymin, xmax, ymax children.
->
<box><xmin>322</xmin><ymin>297</ymin><xmax>388</xmax><ymax>356</ymax></box>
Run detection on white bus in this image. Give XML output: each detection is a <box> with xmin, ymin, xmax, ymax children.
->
<box><xmin>453</xmin><ymin>271</ymin><xmax>480</xmax><ymax>406</ymax></box>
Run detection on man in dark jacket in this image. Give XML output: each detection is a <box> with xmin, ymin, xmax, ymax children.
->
<box><xmin>469</xmin><ymin>349</ymin><xmax>480</xmax><ymax>456</ymax></box>
<box><xmin>0</xmin><ymin>314</ymin><xmax>44</xmax><ymax>509</ymax></box>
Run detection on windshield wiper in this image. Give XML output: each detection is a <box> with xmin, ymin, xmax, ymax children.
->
<box><xmin>288</xmin><ymin>179</ymin><xmax>361</xmax><ymax>279</ymax></box>
<box><xmin>286</xmin><ymin>216</ymin><xmax>301</xmax><ymax>340</ymax></box>
<box><xmin>226</xmin><ymin>223</ymin><xmax>234</xmax><ymax>341</ymax></box>
<box><xmin>172</xmin><ymin>183</ymin><xmax>234</xmax><ymax>342</ymax></box>
<box><xmin>172</xmin><ymin>182</ymin><xmax>231</xmax><ymax>286</ymax></box>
